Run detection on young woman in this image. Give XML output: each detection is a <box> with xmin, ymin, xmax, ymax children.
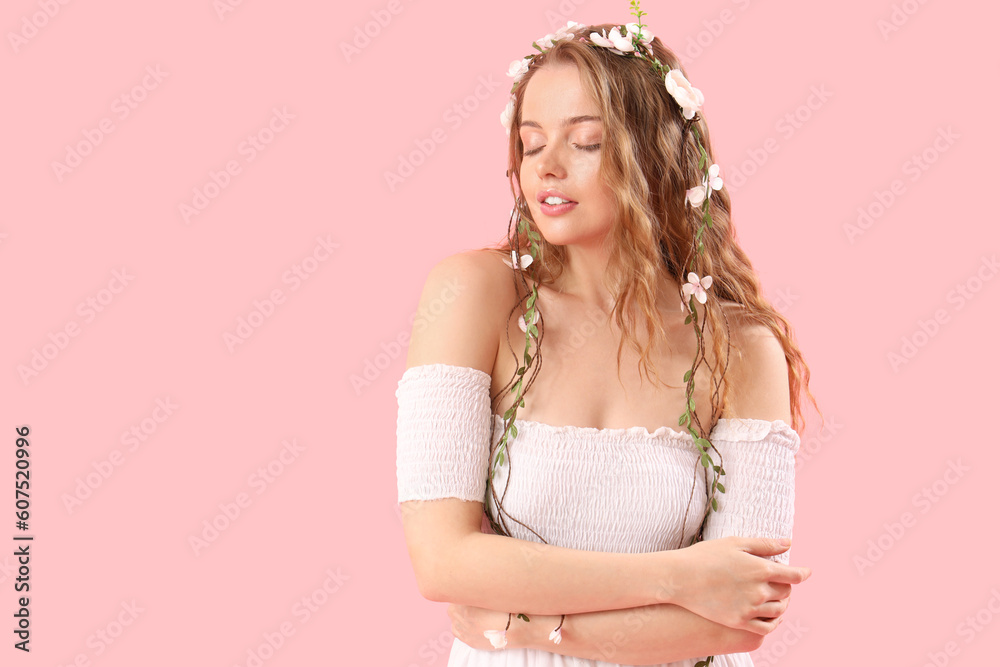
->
<box><xmin>396</xmin><ymin>13</ymin><xmax>820</xmax><ymax>667</ymax></box>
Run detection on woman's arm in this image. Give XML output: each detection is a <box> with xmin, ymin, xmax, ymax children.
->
<box><xmin>405</xmin><ymin>497</ymin><xmax>675</xmax><ymax>614</ymax></box>
<box><xmin>517</xmin><ymin>604</ymin><xmax>768</xmax><ymax>665</ymax></box>
<box><xmin>401</xmin><ymin>252</ymin><xmax>809</xmax><ymax>625</ymax></box>
<box><xmin>447</xmin><ymin>600</ymin><xmax>771</xmax><ymax>664</ymax></box>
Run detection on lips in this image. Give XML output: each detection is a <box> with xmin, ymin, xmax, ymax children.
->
<box><xmin>537</xmin><ymin>189</ymin><xmax>577</xmax><ymax>204</ymax></box>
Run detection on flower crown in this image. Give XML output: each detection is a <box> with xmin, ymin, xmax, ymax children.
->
<box><xmin>488</xmin><ymin>3</ymin><xmax>726</xmax><ymax>664</ymax></box>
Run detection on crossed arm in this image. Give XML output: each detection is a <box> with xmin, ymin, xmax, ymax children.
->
<box><xmin>403</xmin><ymin>500</ymin><xmax>798</xmax><ymax>665</ymax></box>
<box><xmin>452</xmin><ymin>598</ymin><xmax>767</xmax><ymax>665</ymax></box>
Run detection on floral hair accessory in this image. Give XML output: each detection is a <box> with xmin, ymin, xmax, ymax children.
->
<box><xmin>482</xmin><ymin>628</ymin><xmax>508</xmax><ymax>649</ymax></box>
<box><xmin>682</xmin><ymin>272</ymin><xmax>714</xmax><ymax>311</ymax></box>
<box><xmin>491</xmin><ymin>2</ymin><xmax>727</xmax><ymax>664</ymax></box>
<box><xmin>503</xmin><ymin>249</ymin><xmax>533</xmax><ymax>270</ymax></box>
<box><xmin>685</xmin><ymin>163</ymin><xmax>724</xmax><ymax>207</ymax></box>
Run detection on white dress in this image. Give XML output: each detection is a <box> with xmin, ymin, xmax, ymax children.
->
<box><xmin>396</xmin><ymin>363</ymin><xmax>800</xmax><ymax>667</ymax></box>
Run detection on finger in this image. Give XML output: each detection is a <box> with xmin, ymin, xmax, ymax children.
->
<box><xmin>741</xmin><ymin>537</ymin><xmax>792</xmax><ymax>557</ymax></box>
<box><xmin>768</xmin><ymin>565</ymin><xmax>812</xmax><ymax>585</ymax></box>
<box><xmin>765</xmin><ymin>582</ymin><xmax>793</xmax><ymax>600</ymax></box>
<box><xmin>763</xmin><ymin>581</ymin><xmax>792</xmax><ymax>601</ymax></box>
<box><xmin>745</xmin><ymin>615</ymin><xmax>781</xmax><ymax>635</ymax></box>
<box><xmin>754</xmin><ymin>599</ymin><xmax>789</xmax><ymax>619</ymax></box>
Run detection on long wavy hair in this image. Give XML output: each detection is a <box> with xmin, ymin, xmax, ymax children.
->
<box><xmin>480</xmin><ymin>26</ymin><xmax>823</xmax><ymax>544</ymax></box>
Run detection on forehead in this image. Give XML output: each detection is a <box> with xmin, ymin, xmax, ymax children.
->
<box><xmin>520</xmin><ymin>61</ymin><xmax>601</xmax><ymax>124</ymax></box>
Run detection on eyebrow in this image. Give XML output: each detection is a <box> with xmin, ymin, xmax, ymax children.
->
<box><xmin>519</xmin><ymin>115</ymin><xmax>602</xmax><ymax>129</ymax></box>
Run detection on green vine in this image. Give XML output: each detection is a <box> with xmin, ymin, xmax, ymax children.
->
<box><xmin>489</xmin><ymin>3</ymin><xmax>730</xmax><ymax>663</ymax></box>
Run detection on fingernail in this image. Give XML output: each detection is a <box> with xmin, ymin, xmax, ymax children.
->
<box><xmin>779</xmin><ymin>538</ymin><xmax>791</xmax><ymax>546</ymax></box>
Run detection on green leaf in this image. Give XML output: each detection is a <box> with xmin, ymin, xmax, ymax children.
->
<box><xmin>511</xmin><ymin>424</ymin><xmax>518</xmax><ymax>438</ymax></box>
<box><xmin>678</xmin><ymin>413</ymin><xmax>689</xmax><ymax>426</ymax></box>
<box><xmin>700</xmin><ymin>452</ymin><xmax>711</xmax><ymax>467</ymax></box>
<box><xmin>520</xmin><ymin>398</ymin><xmax>525</xmax><ymax>407</ymax></box>
<box><xmin>705</xmin><ymin>212</ymin><xmax>714</xmax><ymax>229</ymax></box>
<box><xmin>683</xmin><ymin>369</ymin><xmax>692</xmax><ymax>382</ymax></box>
<box><xmin>716</xmin><ymin>482</ymin><xmax>725</xmax><ymax>493</ymax></box>
<box><xmin>698</xmin><ymin>240</ymin><xmax>705</xmax><ymax>253</ymax></box>
<box><xmin>698</xmin><ymin>152</ymin><xmax>706</xmax><ymax>169</ymax></box>
<box><xmin>711</xmin><ymin>497</ymin><xmax>718</xmax><ymax>511</ymax></box>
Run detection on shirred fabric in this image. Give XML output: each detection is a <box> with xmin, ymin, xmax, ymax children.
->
<box><xmin>395</xmin><ymin>363</ymin><xmax>801</xmax><ymax>667</ymax></box>
<box><xmin>396</xmin><ymin>363</ymin><xmax>493</xmax><ymax>504</ymax></box>
<box><xmin>701</xmin><ymin>419</ymin><xmax>800</xmax><ymax>566</ymax></box>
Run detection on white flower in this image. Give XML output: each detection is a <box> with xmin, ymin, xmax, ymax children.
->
<box><xmin>589</xmin><ymin>29</ymin><xmax>615</xmax><ymax>49</ymax></box>
<box><xmin>518</xmin><ymin>310</ymin><xmax>540</xmax><ymax>335</ymax></box>
<box><xmin>507</xmin><ymin>58</ymin><xmax>530</xmax><ymax>81</ymax></box>
<box><xmin>685</xmin><ymin>185</ymin><xmax>705</xmax><ymax>207</ymax></box>
<box><xmin>685</xmin><ymin>164</ymin><xmax>723</xmax><ymax>207</ymax></box>
<box><xmin>483</xmin><ymin>629</ymin><xmax>508</xmax><ymax>649</ymax></box>
<box><xmin>553</xmin><ymin>20</ymin><xmax>581</xmax><ymax>41</ymax></box>
<box><xmin>549</xmin><ymin>626</ymin><xmax>563</xmax><ymax>644</ymax></box>
<box><xmin>681</xmin><ymin>272</ymin><xmax>713</xmax><ymax>310</ymax></box>
<box><xmin>664</xmin><ymin>69</ymin><xmax>705</xmax><ymax>120</ymax></box>
<box><xmin>625</xmin><ymin>22</ymin><xmax>654</xmax><ymax>43</ymax></box>
<box><xmin>607</xmin><ymin>26</ymin><xmax>635</xmax><ymax>52</ymax></box>
<box><xmin>503</xmin><ymin>250</ymin><xmax>533</xmax><ymax>270</ymax></box>
<box><xmin>536</xmin><ymin>32</ymin><xmax>557</xmax><ymax>50</ymax></box>
<box><xmin>500</xmin><ymin>95</ymin><xmax>515</xmax><ymax>135</ymax></box>
<box><xmin>705</xmin><ymin>163</ymin><xmax>723</xmax><ymax>191</ymax></box>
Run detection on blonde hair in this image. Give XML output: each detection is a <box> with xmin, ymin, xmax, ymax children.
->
<box><xmin>484</xmin><ymin>25</ymin><xmax>821</xmax><ymax>439</ymax></box>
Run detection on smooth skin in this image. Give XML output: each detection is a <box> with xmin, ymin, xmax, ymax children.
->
<box><xmin>400</xmin><ymin>60</ymin><xmax>811</xmax><ymax>663</ymax></box>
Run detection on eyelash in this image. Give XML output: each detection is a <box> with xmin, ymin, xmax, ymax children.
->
<box><xmin>523</xmin><ymin>143</ymin><xmax>601</xmax><ymax>156</ymax></box>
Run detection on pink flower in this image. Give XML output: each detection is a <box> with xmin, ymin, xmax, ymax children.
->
<box><xmin>549</xmin><ymin>626</ymin><xmax>563</xmax><ymax>644</ymax></box>
<box><xmin>625</xmin><ymin>22</ymin><xmax>654</xmax><ymax>43</ymax></box>
<box><xmin>503</xmin><ymin>250</ymin><xmax>533</xmax><ymax>270</ymax></box>
<box><xmin>589</xmin><ymin>29</ymin><xmax>615</xmax><ymax>49</ymax></box>
<box><xmin>553</xmin><ymin>20</ymin><xmax>581</xmax><ymax>41</ymax></box>
<box><xmin>681</xmin><ymin>272</ymin><xmax>713</xmax><ymax>310</ymax></box>
<box><xmin>685</xmin><ymin>164</ymin><xmax>723</xmax><ymax>206</ymax></box>
<box><xmin>664</xmin><ymin>69</ymin><xmax>705</xmax><ymax>120</ymax></box>
<box><xmin>607</xmin><ymin>26</ymin><xmax>634</xmax><ymax>52</ymax></box>
<box><xmin>483</xmin><ymin>629</ymin><xmax>508</xmax><ymax>649</ymax></box>
<box><xmin>500</xmin><ymin>95</ymin><xmax>515</xmax><ymax>135</ymax></box>
<box><xmin>507</xmin><ymin>58</ymin><xmax>530</xmax><ymax>81</ymax></box>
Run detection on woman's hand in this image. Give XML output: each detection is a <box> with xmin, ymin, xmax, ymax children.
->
<box><xmin>659</xmin><ymin>536</ymin><xmax>810</xmax><ymax>634</ymax></box>
<box><xmin>447</xmin><ymin>603</ymin><xmax>559</xmax><ymax>650</ymax></box>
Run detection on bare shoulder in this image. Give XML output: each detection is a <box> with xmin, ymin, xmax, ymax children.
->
<box><xmin>717</xmin><ymin>300</ymin><xmax>792</xmax><ymax>423</ymax></box>
<box><xmin>404</xmin><ymin>248</ymin><xmax>515</xmax><ymax>376</ymax></box>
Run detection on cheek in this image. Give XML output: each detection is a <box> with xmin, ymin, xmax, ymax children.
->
<box><xmin>570</xmin><ymin>153</ymin><xmax>603</xmax><ymax>182</ymax></box>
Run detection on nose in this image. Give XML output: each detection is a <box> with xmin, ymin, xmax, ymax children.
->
<box><xmin>534</xmin><ymin>144</ymin><xmax>567</xmax><ymax>180</ymax></box>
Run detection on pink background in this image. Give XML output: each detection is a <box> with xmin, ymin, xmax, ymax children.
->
<box><xmin>2</xmin><ymin>0</ymin><xmax>997</xmax><ymax>664</ymax></box>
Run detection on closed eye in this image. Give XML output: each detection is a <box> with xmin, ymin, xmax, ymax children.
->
<box><xmin>523</xmin><ymin>143</ymin><xmax>601</xmax><ymax>156</ymax></box>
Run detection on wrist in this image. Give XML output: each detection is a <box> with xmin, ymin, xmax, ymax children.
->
<box><xmin>639</xmin><ymin>548</ymin><xmax>688</xmax><ymax>607</ymax></box>
<box><xmin>509</xmin><ymin>612</ymin><xmax>559</xmax><ymax>650</ymax></box>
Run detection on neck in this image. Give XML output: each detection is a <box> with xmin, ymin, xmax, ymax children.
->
<box><xmin>550</xmin><ymin>239</ymin><xmax>684</xmax><ymax>314</ymax></box>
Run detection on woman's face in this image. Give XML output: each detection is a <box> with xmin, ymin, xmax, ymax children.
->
<box><xmin>518</xmin><ymin>61</ymin><xmax>617</xmax><ymax>249</ymax></box>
